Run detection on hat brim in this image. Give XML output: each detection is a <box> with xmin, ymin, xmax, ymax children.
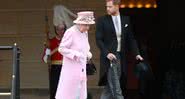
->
<box><xmin>73</xmin><ymin>20</ymin><xmax>95</xmax><ymax>24</ymax></box>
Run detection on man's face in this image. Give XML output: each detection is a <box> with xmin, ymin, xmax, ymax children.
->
<box><xmin>106</xmin><ymin>1</ymin><xmax>119</xmax><ymax>15</ymax></box>
<box><xmin>56</xmin><ymin>24</ymin><xmax>65</xmax><ymax>37</ymax></box>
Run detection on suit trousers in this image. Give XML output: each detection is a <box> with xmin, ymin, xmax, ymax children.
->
<box><xmin>100</xmin><ymin>53</ymin><xmax>124</xmax><ymax>99</ymax></box>
<box><xmin>49</xmin><ymin>64</ymin><xmax>62</xmax><ymax>99</ymax></box>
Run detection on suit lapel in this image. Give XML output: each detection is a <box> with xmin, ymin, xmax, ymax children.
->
<box><xmin>107</xmin><ymin>15</ymin><xmax>127</xmax><ymax>36</ymax></box>
<box><xmin>107</xmin><ymin>15</ymin><xmax>116</xmax><ymax>34</ymax></box>
<box><xmin>121</xmin><ymin>15</ymin><xmax>126</xmax><ymax>36</ymax></box>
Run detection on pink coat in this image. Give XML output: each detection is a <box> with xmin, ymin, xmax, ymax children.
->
<box><xmin>55</xmin><ymin>25</ymin><xmax>91</xmax><ymax>99</ymax></box>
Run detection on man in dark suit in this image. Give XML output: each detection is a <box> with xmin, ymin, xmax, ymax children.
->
<box><xmin>95</xmin><ymin>0</ymin><xmax>143</xmax><ymax>99</ymax></box>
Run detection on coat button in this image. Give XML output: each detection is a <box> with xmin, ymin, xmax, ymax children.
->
<box><xmin>82</xmin><ymin>69</ymin><xmax>84</xmax><ymax>72</ymax></box>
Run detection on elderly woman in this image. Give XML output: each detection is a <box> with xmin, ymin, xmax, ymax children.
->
<box><xmin>55</xmin><ymin>11</ymin><xmax>95</xmax><ymax>99</ymax></box>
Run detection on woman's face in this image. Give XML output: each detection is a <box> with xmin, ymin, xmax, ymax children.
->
<box><xmin>78</xmin><ymin>24</ymin><xmax>90</xmax><ymax>32</ymax></box>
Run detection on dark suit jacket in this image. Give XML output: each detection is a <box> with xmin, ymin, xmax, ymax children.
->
<box><xmin>96</xmin><ymin>14</ymin><xmax>140</xmax><ymax>86</ymax></box>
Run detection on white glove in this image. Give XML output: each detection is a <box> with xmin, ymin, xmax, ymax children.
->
<box><xmin>74</xmin><ymin>52</ymin><xmax>85</xmax><ymax>62</ymax></box>
<box><xmin>87</xmin><ymin>52</ymin><xmax>92</xmax><ymax>60</ymax></box>
<box><xmin>43</xmin><ymin>48</ymin><xmax>51</xmax><ymax>63</ymax></box>
<box><xmin>45</xmin><ymin>48</ymin><xmax>51</xmax><ymax>55</ymax></box>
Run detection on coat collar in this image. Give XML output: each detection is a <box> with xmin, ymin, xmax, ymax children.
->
<box><xmin>106</xmin><ymin>14</ymin><xmax>126</xmax><ymax>35</ymax></box>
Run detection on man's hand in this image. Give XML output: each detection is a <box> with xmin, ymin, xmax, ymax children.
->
<box><xmin>51</xmin><ymin>47</ymin><xmax>58</xmax><ymax>55</ymax></box>
<box><xmin>136</xmin><ymin>55</ymin><xmax>144</xmax><ymax>61</ymax></box>
<box><xmin>107</xmin><ymin>53</ymin><xmax>117</xmax><ymax>61</ymax></box>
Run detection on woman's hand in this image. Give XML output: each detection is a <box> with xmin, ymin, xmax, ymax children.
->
<box><xmin>87</xmin><ymin>52</ymin><xmax>92</xmax><ymax>61</ymax></box>
<box><xmin>74</xmin><ymin>52</ymin><xmax>84</xmax><ymax>62</ymax></box>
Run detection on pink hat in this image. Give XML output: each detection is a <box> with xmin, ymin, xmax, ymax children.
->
<box><xmin>73</xmin><ymin>11</ymin><xmax>95</xmax><ymax>24</ymax></box>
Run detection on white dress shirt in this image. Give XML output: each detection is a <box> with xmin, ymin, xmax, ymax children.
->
<box><xmin>112</xmin><ymin>14</ymin><xmax>122</xmax><ymax>52</ymax></box>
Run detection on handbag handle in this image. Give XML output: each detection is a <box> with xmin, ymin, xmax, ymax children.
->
<box><xmin>87</xmin><ymin>59</ymin><xmax>93</xmax><ymax>64</ymax></box>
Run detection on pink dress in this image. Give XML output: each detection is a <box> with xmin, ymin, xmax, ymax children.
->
<box><xmin>55</xmin><ymin>25</ymin><xmax>91</xmax><ymax>99</ymax></box>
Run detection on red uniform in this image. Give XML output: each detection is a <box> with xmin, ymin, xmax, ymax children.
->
<box><xmin>42</xmin><ymin>36</ymin><xmax>63</xmax><ymax>99</ymax></box>
<box><xmin>49</xmin><ymin>37</ymin><xmax>63</xmax><ymax>64</ymax></box>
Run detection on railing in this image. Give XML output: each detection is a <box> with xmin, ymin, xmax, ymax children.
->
<box><xmin>0</xmin><ymin>43</ymin><xmax>20</xmax><ymax>99</ymax></box>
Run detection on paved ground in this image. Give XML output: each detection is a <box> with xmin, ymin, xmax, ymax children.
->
<box><xmin>0</xmin><ymin>88</ymin><xmax>143</xmax><ymax>99</ymax></box>
<box><xmin>0</xmin><ymin>88</ymin><xmax>102</xmax><ymax>99</ymax></box>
